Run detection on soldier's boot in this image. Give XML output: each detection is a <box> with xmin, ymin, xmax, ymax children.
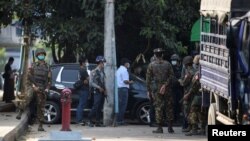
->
<box><xmin>168</xmin><ymin>121</ymin><xmax>174</xmax><ymax>133</ymax></box>
<box><xmin>182</xmin><ymin>124</ymin><xmax>191</xmax><ymax>132</ymax></box>
<box><xmin>152</xmin><ymin>126</ymin><xmax>163</xmax><ymax>133</ymax></box>
<box><xmin>38</xmin><ymin>123</ymin><xmax>45</xmax><ymax>131</ymax></box>
<box><xmin>16</xmin><ymin>109</ymin><xmax>23</xmax><ymax>120</ymax></box>
<box><xmin>185</xmin><ymin>124</ymin><xmax>198</xmax><ymax>136</ymax></box>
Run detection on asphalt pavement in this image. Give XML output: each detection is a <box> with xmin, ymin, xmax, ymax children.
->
<box><xmin>21</xmin><ymin>124</ymin><xmax>207</xmax><ymax>141</ymax></box>
<box><xmin>0</xmin><ymin>90</ymin><xmax>207</xmax><ymax>141</ymax></box>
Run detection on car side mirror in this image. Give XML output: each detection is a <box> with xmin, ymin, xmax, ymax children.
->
<box><xmin>55</xmin><ymin>84</ymin><xmax>65</xmax><ymax>90</ymax></box>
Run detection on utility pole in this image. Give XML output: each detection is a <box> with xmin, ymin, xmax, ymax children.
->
<box><xmin>103</xmin><ymin>0</ymin><xmax>116</xmax><ymax>126</ymax></box>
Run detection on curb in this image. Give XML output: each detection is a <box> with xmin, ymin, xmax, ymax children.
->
<box><xmin>1</xmin><ymin>110</ymin><xmax>29</xmax><ymax>141</ymax></box>
<box><xmin>0</xmin><ymin>103</ymin><xmax>15</xmax><ymax>112</ymax></box>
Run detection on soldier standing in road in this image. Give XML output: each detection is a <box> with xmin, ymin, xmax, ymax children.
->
<box><xmin>16</xmin><ymin>48</ymin><xmax>51</xmax><ymax>131</ymax></box>
<box><xmin>184</xmin><ymin>55</ymin><xmax>206</xmax><ymax>136</ymax></box>
<box><xmin>88</xmin><ymin>56</ymin><xmax>106</xmax><ymax>127</ymax></box>
<box><xmin>146</xmin><ymin>48</ymin><xmax>175</xmax><ymax>133</ymax></box>
<box><xmin>178</xmin><ymin>56</ymin><xmax>196</xmax><ymax>132</ymax></box>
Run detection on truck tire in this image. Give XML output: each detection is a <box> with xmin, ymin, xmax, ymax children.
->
<box><xmin>208</xmin><ymin>103</ymin><xmax>216</xmax><ymax>125</ymax></box>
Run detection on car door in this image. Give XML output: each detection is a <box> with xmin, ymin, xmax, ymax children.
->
<box><xmin>127</xmin><ymin>74</ymin><xmax>147</xmax><ymax>111</ymax></box>
<box><xmin>60</xmin><ymin>66</ymin><xmax>80</xmax><ymax>108</ymax></box>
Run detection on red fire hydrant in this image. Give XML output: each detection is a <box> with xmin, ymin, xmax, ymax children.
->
<box><xmin>61</xmin><ymin>88</ymin><xmax>72</xmax><ymax>131</ymax></box>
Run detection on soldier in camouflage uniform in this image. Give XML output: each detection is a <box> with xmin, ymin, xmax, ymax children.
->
<box><xmin>146</xmin><ymin>48</ymin><xmax>175</xmax><ymax>134</ymax></box>
<box><xmin>185</xmin><ymin>55</ymin><xmax>206</xmax><ymax>136</ymax></box>
<box><xmin>178</xmin><ymin>56</ymin><xmax>196</xmax><ymax>132</ymax></box>
<box><xmin>16</xmin><ymin>48</ymin><xmax>51</xmax><ymax>131</ymax></box>
<box><xmin>148</xmin><ymin>55</ymin><xmax>157</xmax><ymax>127</ymax></box>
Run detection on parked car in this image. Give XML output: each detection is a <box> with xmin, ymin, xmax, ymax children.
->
<box><xmin>44</xmin><ymin>63</ymin><xmax>151</xmax><ymax>124</ymax></box>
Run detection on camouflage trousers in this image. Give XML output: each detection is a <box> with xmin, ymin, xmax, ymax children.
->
<box><xmin>17</xmin><ymin>86</ymin><xmax>46</xmax><ymax>123</ymax></box>
<box><xmin>17</xmin><ymin>86</ymin><xmax>34</xmax><ymax>110</ymax></box>
<box><xmin>35</xmin><ymin>92</ymin><xmax>46</xmax><ymax>123</ymax></box>
<box><xmin>188</xmin><ymin>106</ymin><xmax>206</xmax><ymax>125</ymax></box>
<box><xmin>188</xmin><ymin>95</ymin><xmax>205</xmax><ymax>125</ymax></box>
<box><xmin>154</xmin><ymin>93</ymin><xmax>174</xmax><ymax>124</ymax></box>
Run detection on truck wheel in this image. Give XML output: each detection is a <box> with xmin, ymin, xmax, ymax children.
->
<box><xmin>208</xmin><ymin>103</ymin><xmax>216</xmax><ymax>125</ymax></box>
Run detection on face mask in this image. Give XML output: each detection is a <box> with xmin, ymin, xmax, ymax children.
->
<box><xmin>37</xmin><ymin>55</ymin><xmax>45</xmax><ymax>60</ymax></box>
<box><xmin>171</xmin><ymin>60</ymin><xmax>177</xmax><ymax>65</ymax></box>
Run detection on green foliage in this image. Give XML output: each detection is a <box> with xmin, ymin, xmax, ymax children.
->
<box><xmin>0</xmin><ymin>0</ymin><xmax>199</xmax><ymax>62</ymax></box>
<box><xmin>0</xmin><ymin>0</ymin><xmax>15</xmax><ymax>26</ymax></box>
<box><xmin>113</xmin><ymin>0</ymin><xmax>199</xmax><ymax>59</ymax></box>
<box><xmin>0</xmin><ymin>48</ymin><xmax>6</xmax><ymax>72</ymax></box>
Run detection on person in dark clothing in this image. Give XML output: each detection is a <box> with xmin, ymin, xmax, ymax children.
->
<box><xmin>2</xmin><ymin>57</ymin><xmax>15</xmax><ymax>103</ymax></box>
<box><xmin>170</xmin><ymin>54</ymin><xmax>183</xmax><ymax>124</ymax></box>
<box><xmin>76</xmin><ymin>57</ymin><xmax>89</xmax><ymax>124</ymax></box>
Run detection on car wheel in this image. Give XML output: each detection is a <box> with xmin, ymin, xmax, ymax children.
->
<box><xmin>136</xmin><ymin>102</ymin><xmax>151</xmax><ymax>124</ymax></box>
<box><xmin>44</xmin><ymin>101</ymin><xmax>60</xmax><ymax>124</ymax></box>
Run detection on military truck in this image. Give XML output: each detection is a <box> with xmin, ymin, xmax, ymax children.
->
<box><xmin>200</xmin><ymin>0</ymin><xmax>250</xmax><ymax>125</ymax></box>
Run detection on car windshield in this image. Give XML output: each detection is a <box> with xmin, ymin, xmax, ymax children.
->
<box><xmin>129</xmin><ymin>74</ymin><xmax>146</xmax><ymax>91</ymax></box>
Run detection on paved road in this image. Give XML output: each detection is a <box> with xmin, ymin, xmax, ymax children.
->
<box><xmin>20</xmin><ymin>124</ymin><xmax>207</xmax><ymax>141</ymax></box>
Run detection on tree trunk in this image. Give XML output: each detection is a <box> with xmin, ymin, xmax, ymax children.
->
<box><xmin>20</xmin><ymin>21</ymin><xmax>30</xmax><ymax>98</ymax></box>
<box><xmin>51</xmin><ymin>38</ymin><xmax>59</xmax><ymax>63</ymax></box>
<box><xmin>103</xmin><ymin>0</ymin><xmax>116</xmax><ymax>126</ymax></box>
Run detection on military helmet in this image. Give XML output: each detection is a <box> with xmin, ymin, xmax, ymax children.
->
<box><xmin>182</xmin><ymin>56</ymin><xmax>193</xmax><ymax>65</ymax></box>
<box><xmin>35</xmin><ymin>48</ymin><xmax>46</xmax><ymax>57</ymax></box>
<box><xmin>193</xmin><ymin>55</ymin><xmax>200</xmax><ymax>64</ymax></box>
<box><xmin>96</xmin><ymin>55</ymin><xmax>106</xmax><ymax>63</ymax></box>
<box><xmin>153</xmin><ymin>48</ymin><xmax>165</xmax><ymax>53</ymax></box>
<box><xmin>171</xmin><ymin>54</ymin><xmax>180</xmax><ymax>60</ymax></box>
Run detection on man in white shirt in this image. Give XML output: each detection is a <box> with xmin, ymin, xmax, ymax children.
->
<box><xmin>116</xmin><ymin>58</ymin><xmax>133</xmax><ymax>125</ymax></box>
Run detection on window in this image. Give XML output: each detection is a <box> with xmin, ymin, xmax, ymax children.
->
<box><xmin>130</xmin><ymin>75</ymin><xmax>146</xmax><ymax>91</ymax></box>
<box><xmin>51</xmin><ymin>66</ymin><xmax>62</xmax><ymax>83</ymax></box>
<box><xmin>61</xmin><ymin>69</ymin><xmax>78</xmax><ymax>83</ymax></box>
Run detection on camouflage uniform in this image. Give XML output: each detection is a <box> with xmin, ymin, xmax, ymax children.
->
<box><xmin>179</xmin><ymin>56</ymin><xmax>196</xmax><ymax>132</ymax></box>
<box><xmin>146</xmin><ymin>48</ymin><xmax>175</xmax><ymax>133</ymax></box>
<box><xmin>16</xmin><ymin>48</ymin><xmax>50</xmax><ymax>131</ymax></box>
<box><xmin>186</xmin><ymin>55</ymin><xmax>206</xmax><ymax>136</ymax></box>
<box><xmin>185</xmin><ymin>71</ymin><xmax>206</xmax><ymax>135</ymax></box>
<box><xmin>30</xmin><ymin>62</ymin><xmax>50</xmax><ymax>124</ymax></box>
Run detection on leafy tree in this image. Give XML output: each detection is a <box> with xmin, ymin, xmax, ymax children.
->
<box><xmin>115</xmin><ymin>0</ymin><xmax>200</xmax><ymax>60</ymax></box>
<box><xmin>0</xmin><ymin>0</ymin><xmax>15</xmax><ymax>26</ymax></box>
<box><xmin>0</xmin><ymin>48</ymin><xmax>6</xmax><ymax>72</ymax></box>
<box><xmin>0</xmin><ymin>0</ymin><xmax>200</xmax><ymax>63</ymax></box>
